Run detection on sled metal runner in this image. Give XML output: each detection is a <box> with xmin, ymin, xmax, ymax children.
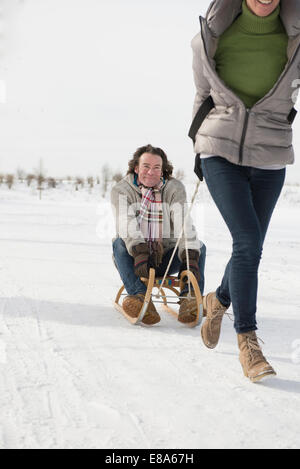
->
<box><xmin>114</xmin><ymin>268</ymin><xmax>203</xmax><ymax>328</ymax></box>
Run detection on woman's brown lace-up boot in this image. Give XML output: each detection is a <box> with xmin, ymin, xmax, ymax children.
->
<box><xmin>201</xmin><ymin>292</ymin><xmax>228</xmax><ymax>349</ymax></box>
<box><xmin>238</xmin><ymin>331</ymin><xmax>276</xmax><ymax>383</ymax></box>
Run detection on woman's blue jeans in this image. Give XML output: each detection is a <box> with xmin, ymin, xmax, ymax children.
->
<box><xmin>201</xmin><ymin>156</ymin><xmax>286</xmax><ymax>334</ymax></box>
<box><xmin>113</xmin><ymin>238</ymin><xmax>206</xmax><ymax>297</ymax></box>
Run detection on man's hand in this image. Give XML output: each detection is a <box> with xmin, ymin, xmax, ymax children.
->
<box><xmin>179</xmin><ymin>249</ymin><xmax>200</xmax><ymax>283</ymax></box>
<box><xmin>132</xmin><ymin>243</ymin><xmax>150</xmax><ymax>279</ymax></box>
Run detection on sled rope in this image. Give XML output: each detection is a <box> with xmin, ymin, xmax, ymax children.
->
<box><xmin>184</xmin><ymin>217</ymin><xmax>192</xmax><ymax>299</ymax></box>
<box><xmin>155</xmin><ymin>180</ymin><xmax>201</xmax><ymax>299</ymax></box>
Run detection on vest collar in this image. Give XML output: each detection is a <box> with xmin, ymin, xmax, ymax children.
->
<box><xmin>204</xmin><ymin>0</ymin><xmax>300</xmax><ymax>38</ymax></box>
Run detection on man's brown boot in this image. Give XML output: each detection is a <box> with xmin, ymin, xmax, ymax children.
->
<box><xmin>122</xmin><ymin>294</ymin><xmax>161</xmax><ymax>325</ymax></box>
<box><xmin>201</xmin><ymin>292</ymin><xmax>228</xmax><ymax>349</ymax></box>
<box><xmin>178</xmin><ymin>292</ymin><xmax>198</xmax><ymax>324</ymax></box>
<box><xmin>238</xmin><ymin>331</ymin><xmax>276</xmax><ymax>383</ymax></box>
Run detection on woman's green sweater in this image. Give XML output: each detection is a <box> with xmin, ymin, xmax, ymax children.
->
<box><xmin>214</xmin><ymin>0</ymin><xmax>288</xmax><ymax>108</ymax></box>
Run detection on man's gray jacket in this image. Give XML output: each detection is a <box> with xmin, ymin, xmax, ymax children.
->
<box><xmin>191</xmin><ymin>0</ymin><xmax>300</xmax><ymax>167</ymax></box>
<box><xmin>111</xmin><ymin>174</ymin><xmax>201</xmax><ymax>260</ymax></box>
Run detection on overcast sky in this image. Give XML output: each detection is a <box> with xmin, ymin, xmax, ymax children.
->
<box><xmin>0</xmin><ymin>0</ymin><xmax>299</xmax><ymax>183</ymax></box>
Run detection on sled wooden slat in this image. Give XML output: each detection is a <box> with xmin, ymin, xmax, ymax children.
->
<box><xmin>176</xmin><ymin>270</ymin><xmax>203</xmax><ymax>327</ymax></box>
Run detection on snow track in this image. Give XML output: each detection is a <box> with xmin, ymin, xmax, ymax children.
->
<box><xmin>0</xmin><ymin>186</ymin><xmax>300</xmax><ymax>449</ymax></box>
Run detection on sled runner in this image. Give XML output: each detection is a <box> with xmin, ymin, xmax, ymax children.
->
<box><xmin>114</xmin><ymin>268</ymin><xmax>203</xmax><ymax>327</ymax></box>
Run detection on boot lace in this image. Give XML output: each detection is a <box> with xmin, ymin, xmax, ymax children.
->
<box><xmin>246</xmin><ymin>335</ymin><xmax>265</xmax><ymax>365</ymax></box>
<box><xmin>208</xmin><ymin>306</ymin><xmax>233</xmax><ymax>334</ymax></box>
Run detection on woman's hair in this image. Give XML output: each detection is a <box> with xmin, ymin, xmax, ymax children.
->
<box><xmin>127</xmin><ymin>144</ymin><xmax>173</xmax><ymax>180</ymax></box>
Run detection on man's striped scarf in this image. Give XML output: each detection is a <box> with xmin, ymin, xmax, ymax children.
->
<box><xmin>138</xmin><ymin>179</ymin><xmax>164</xmax><ymax>248</ymax></box>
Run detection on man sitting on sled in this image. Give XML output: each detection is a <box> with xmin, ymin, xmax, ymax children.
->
<box><xmin>111</xmin><ymin>144</ymin><xmax>206</xmax><ymax>325</ymax></box>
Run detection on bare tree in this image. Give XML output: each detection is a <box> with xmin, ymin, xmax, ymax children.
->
<box><xmin>101</xmin><ymin>165</ymin><xmax>111</xmax><ymax>198</ymax></box>
<box><xmin>112</xmin><ymin>171</ymin><xmax>123</xmax><ymax>184</ymax></box>
<box><xmin>16</xmin><ymin>167</ymin><xmax>26</xmax><ymax>183</ymax></box>
<box><xmin>6</xmin><ymin>174</ymin><xmax>14</xmax><ymax>189</ymax></box>
<box><xmin>35</xmin><ymin>159</ymin><xmax>46</xmax><ymax>200</ymax></box>
<box><xmin>0</xmin><ymin>174</ymin><xmax>4</xmax><ymax>185</ymax></box>
<box><xmin>87</xmin><ymin>176</ymin><xmax>94</xmax><ymax>189</ymax></box>
<box><xmin>37</xmin><ymin>174</ymin><xmax>45</xmax><ymax>199</ymax></box>
<box><xmin>47</xmin><ymin>177</ymin><xmax>56</xmax><ymax>189</ymax></box>
<box><xmin>26</xmin><ymin>174</ymin><xmax>35</xmax><ymax>187</ymax></box>
<box><xmin>64</xmin><ymin>176</ymin><xmax>73</xmax><ymax>189</ymax></box>
<box><xmin>75</xmin><ymin>177</ymin><xmax>84</xmax><ymax>191</ymax></box>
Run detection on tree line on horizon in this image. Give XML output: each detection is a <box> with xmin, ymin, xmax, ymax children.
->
<box><xmin>0</xmin><ymin>165</ymin><xmax>186</xmax><ymax>190</ymax></box>
<box><xmin>0</xmin><ymin>165</ymin><xmax>187</xmax><ymax>200</ymax></box>
<box><xmin>0</xmin><ymin>165</ymin><xmax>120</xmax><ymax>197</ymax></box>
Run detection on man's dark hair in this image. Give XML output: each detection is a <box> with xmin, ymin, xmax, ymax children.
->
<box><xmin>127</xmin><ymin>144</ymin><xmax>173</xmax><ymax>180</ymax></box>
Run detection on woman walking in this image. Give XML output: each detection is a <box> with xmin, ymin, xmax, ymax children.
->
<box><xmin>191</xmin><ymin>0</ymin><xmax>300</xmax><ymax>382</ymax></box>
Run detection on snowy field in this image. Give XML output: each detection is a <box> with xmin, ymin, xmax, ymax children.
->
<box><xmin>0</xmin><ymin>181</ymin><xmax>300</xmax><ymax>449</ymax></box>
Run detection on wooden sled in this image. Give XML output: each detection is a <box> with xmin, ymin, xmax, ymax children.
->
<box><xmin>114</xmin><ymin>268</ymin><xmax>203</xmax><ymax>327</ymax></box>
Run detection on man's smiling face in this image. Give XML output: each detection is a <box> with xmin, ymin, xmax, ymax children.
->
<box><xmin>134</xmin><ymin>153</ymin><xmax>163</xmax><ymax>188</ymax></box>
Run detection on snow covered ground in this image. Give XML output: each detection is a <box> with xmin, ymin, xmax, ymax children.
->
<box><xmin>0</xmin><ymin>181</ymin><xmax>300</xmax><ymax>449</ymax></box>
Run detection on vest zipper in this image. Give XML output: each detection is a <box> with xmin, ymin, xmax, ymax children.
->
<box><xmin>239</xmin><ymin>108</ymin><xmax>250</xmax><ymax>165</ymax></box>
<box><xmin>238</xmin><ymin>42</ymin><xmax>300</xmax><ymax>164</ymax></box>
